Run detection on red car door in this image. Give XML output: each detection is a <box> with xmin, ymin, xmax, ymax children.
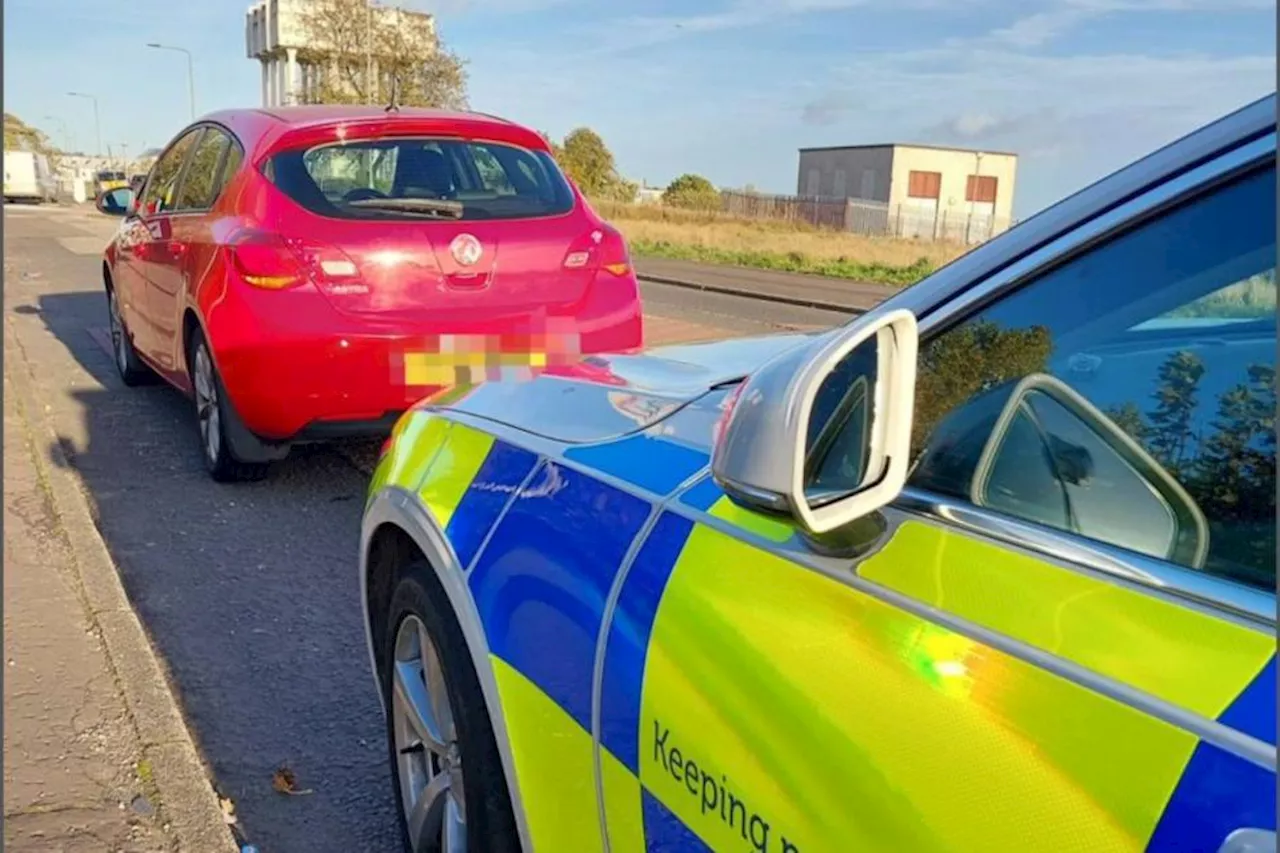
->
<box><xmin>110</xmin><ymin>212</ymin><xmax>156</xmax><ymax>358</ymax></box>
<box><xmin>151</xmin><ymin>127</ymin><xmax>239</xmax><ymax>379</ymax></box>
<box><xmin>131</xmin><ymin>127</ymin><xmax>202</xmax><ymax>371</ymax></box>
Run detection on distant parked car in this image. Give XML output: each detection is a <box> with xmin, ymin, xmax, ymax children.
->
<box><xmin>360</xmin><ymin>94</ymin><xmax>1277</xmax><ymax>852</ymax></box>
<box><xmin>98</xmin><ymin>106</ymin><xmax>643</xmax><ymax>481</ymax></box>
<box><xmin>93</xmin><ymin>169</ymin><xmax>128</xmax><ymax>195</ymax></box>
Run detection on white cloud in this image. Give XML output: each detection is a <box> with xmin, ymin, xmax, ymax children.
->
<box><xmin>979</xmin><ymin>0</ymin><xmax>1278</xmax><ymax>48</ymax></box>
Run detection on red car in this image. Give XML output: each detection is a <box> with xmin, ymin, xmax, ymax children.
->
<box><xmin>100</xmin><ymin>106</ymin><xmax>644</xmax><ymax>481</ymax></box>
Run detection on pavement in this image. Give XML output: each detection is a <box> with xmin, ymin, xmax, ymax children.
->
<box><xmin>1</xmin><ymin>202</ymin><xmax>855</xmax><ymax>852</ymax></box>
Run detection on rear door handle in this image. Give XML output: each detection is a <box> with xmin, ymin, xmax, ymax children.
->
<box><xmin>1220</xmin><ymin>829</ymin><xmax>1276</xmax><ymax>853</ymax></box>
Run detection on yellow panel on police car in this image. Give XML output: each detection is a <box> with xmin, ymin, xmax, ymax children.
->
<box><xmin>382</xmin><ymin>412</ymin><xmax>452</xmax><ymax>493</ymax></box>
<box><xmin>601</xmin><ymin>744</ymin><xmax>646</xmax><ymax>853</ymax></box>
<box><xmin>638</xmin><ymin>522</ymin><xmax>1197</xmax><ymax>852</ymax></box>
<box><xmin>491</xmin><ymin>657</ymin><xmax>605</xmax><ymax>853</ymax></box>
<box><xmin>707</xmin><ymin>495</ymin><xmax>795</xmax><ymax>544</ymax></box>
<box><xmin>859</xmin><ymin>519</ymin><xmax>1274</xmax><ymax>721</ymax></box>
<box><xmin>417</xmin><ymin>422</ymin><xmax>494</xmax><ymax>530</ymax></box>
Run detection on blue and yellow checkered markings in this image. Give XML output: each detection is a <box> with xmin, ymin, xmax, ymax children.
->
<box><xmin>431</xmin><ymin>422</ymin><xmax>1277</xmax><ymax>850</ymax></box>
<box><xmin>444</xmin><ymin>441</ymin><xmax>539</xmax><ymax>569</ymax></box>
<box><xmin>678</xmin><ymin>474</ymin><xmax>800</xmax><ymax>546</ymax></box>
<box><xmin>600</xmin><ymin>511</ymin><xmax>696</xmax><ymax>774</ymax></box>
<box><xmin>558</xmin><ymin>388</ymin><xmax>728</xmax><ymax>497</ymax></box>
<box><xmin>468</xmin><ymin>460</ymin><xmax>652</xmax><ymax>733</ymax></box>
<box><xmin>1147</xmin><ymin>740</ymin><xmax>1276</xmax><ymax>851</ymax></box>
<box><xmin>1147</xmin><ymin>655</ymin><xmax>1278</xmax><ymax>851</ymax></box>
<box><xmin>679</xmin><ymin>476</ymin><xmax>724</xmax><ymax>512</ymax></box>
<box><xmin>642</xmin><ymin>790</ymin><xmax>715</xmax><ymax>852</ymax></box>
<box><xmin>563</xmin><ymin>433</ymin><xmax>710</xmax><ymax>497</ymax></box>
<box><xmin>1218</xmin><ymin>655</ymin><xmax>1277</xmax><ymax>747</ymax></box>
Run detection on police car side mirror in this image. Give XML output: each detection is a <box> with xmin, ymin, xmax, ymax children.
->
<box><xmin>711</xmin><ymin>309</ymin><xmax>919</xmax><ymax>534</ymax></box>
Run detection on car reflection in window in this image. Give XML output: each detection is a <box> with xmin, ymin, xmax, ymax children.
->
<box><xmin>911</xmin><ymin>373</ymin><xmax>1209</xmax><ymax>568</ymax></box>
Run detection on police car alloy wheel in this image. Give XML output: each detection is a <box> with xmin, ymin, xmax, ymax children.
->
<box><xmin>391</xmin><ymin>613</ymin><xmax>467</xmax><ymax>852</ymax></box>
<box><xmin>382</xmin><ymin>561</ymin><xmax>521</xmax><ymax>853</ymax></box>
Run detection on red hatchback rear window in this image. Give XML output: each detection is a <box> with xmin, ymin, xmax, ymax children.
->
<box><xmin>265</xmin><ymin>138</ymin><xmax>576</xmax><ymax>222</ymax></box>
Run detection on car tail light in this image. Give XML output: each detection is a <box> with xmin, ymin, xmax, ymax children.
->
<box><xmin>562</xmin><ymin>226</ymin><xmax>632</xmax><ymax>277</ymax></box>
<box><xmin>228</xmin><ymin>229</ymin><xmax>365</xmax><ymax>295</ymax></box>
<box><xmin>228</xmin><ymin>229</ymin><xmax>306</xmax><ymax>290</ymax></box>
<box><xmin>286</xmin><ymin>239</ymin><xmax>367</xmax><ymax>297</ymax></box>
<box><xmin>599</xmin><ymin>227</ymin><xmax>632</xmax><ymax>277</ymax></box>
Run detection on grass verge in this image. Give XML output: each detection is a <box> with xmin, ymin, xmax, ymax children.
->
<box><xmin>595</xmin><ymin>199</ymin><xmax>968</xmax><ymax>287</ymax></box>
<box><xmin>629</xmin><ymin>239</ymin><xmax>936</xmax><ymax>287</ymax></box>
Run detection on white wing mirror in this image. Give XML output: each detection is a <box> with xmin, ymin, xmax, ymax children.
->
<box><xmin>711</xmin><ymin>309</ymin><xmax>919</xmax><ymax>534</ymax></box>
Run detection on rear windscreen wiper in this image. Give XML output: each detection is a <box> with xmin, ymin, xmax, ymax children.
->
<box><xmin>346</xmin><ymin>197</ymin><xmax>465</xmax><ymax>219</ymax></box>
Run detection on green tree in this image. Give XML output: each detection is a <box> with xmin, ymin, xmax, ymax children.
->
<box><xmin>4</xmin><ymin>113</ymin><xmax>62</xmax><ymax>173</ymax></box>
<box><xmin>556</xmin><ymin>127</ymin><xmax>633</xmax><ymax>201</ymax></box>
<box><xmin>911</xmin><ymin>320</ymin><xmax>1054</xmax><ymax>451</ymax></box>
<box><xmin>1146</xmin><ymin>350</ymin><xmax>1205</xmax><ymax>477</ymax></box>
<box><xmin>538</xmin><ymin>130</ymin><xmax>564</xmax><ymax>162</ymax></box>
<box><xmin>298</xmin><ymin>0</ymin><xmax>467</xmax><ymax>109</ymax></box>
<box><xmin>662</xmin><ymin>173</ymin><xmax>721</xmax><ymax>211</ymax></box>
<box><xmin>1191</xmin><ymin>363</ymin><xmax>1276</xmax><ymax>585</ymax></box>
<box><xmin>1105</xmin><ymin>401</ymin><xmax>1149</xmax><ymax>444</ymax></box>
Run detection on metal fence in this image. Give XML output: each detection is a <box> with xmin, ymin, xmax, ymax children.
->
<box><xmin>720</xmin><ymin>190</ymin><xmax>1013</xmax><ymax>245</ymax></box>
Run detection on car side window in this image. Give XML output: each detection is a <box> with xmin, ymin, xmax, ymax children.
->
<box><xmin>173</xmin><ymin>128</ymin><xmax>232</xmax><ymax>211</ymax></box>
<box><xmin>216</xmin><ymin>142</ymin><xmax>244</xmax><ymax>197</ymax></box>
<box><xmin>908</xmin><ymin>162</ymin><xmax>1276</xmax><ymax>592</ymax></box>
<box><xmin>140</xmin><ymin>129</ymin><xmax>202</xmax><ymax>215</ymax></box>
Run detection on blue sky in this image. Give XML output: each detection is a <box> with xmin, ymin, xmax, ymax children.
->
<box><xmin>4</xmin><ymin>0</ymin><xmax>1275</xmax><ymax>216</ymax></box>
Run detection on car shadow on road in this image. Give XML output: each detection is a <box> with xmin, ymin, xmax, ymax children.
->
<box><xmin>30</xmin><ymin>290</ymin><xmax>403</xmax><ymax>853</ymax></box>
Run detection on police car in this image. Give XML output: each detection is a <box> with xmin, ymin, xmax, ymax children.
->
<box><xmin>360</xmin><ymin>94</ymin><xmax>1277</xmax><ymax>853</ymax></box>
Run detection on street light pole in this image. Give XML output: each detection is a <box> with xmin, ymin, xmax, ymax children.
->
<box><xmin>42</xmin><ymin>115</ymin><xmax>70</xmax><ymax>152</ymax></box>
<box><xmin>146</xmin><ymin>43</ymin><xmax>196</xmax><ymax>120</ymax></box>
<box><xmin>66</xmin><ymin>92</ymin><xmax>101</xmax><ymax>157</ymax></box>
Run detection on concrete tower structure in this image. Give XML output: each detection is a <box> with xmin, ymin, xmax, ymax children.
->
<box><xmin>245</xmin><ymin>0</ymin><xmax>435</xmax><ymax>107</ymax></box>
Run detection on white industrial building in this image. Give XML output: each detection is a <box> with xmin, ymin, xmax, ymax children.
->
<box><xmin>244</xmin><ymin>0</ymin><xmax>435</xmax><ymax>107</ymax></box>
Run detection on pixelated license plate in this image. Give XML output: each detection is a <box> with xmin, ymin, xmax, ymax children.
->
<box><xmin>398</xmin><ymin>330</ymin><xmax>581</xmax><ymax>388</ymax></box>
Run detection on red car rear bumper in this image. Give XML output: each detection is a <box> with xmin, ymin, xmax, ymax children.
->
<box><xmin>206</xmin><ymin>274</ymin><xmax>644</xmax><ymax>441</ymax></box>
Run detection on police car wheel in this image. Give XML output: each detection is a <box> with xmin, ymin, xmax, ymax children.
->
<box><xmin>106</xmin><ymin>284</ymin><xmax>153</xmax><ymax>386</ymax></box>
<box><xmin>382</xmin><ymin>561</ymin><xmax>521</xmax><ymax>853</ymax></box>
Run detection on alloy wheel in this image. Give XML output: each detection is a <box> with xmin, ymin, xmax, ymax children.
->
<box><xmin>392</xmin><ymin>614</ymin><xmax>466</xmax><ymax>853</ymax></box>
<box><xmin>109</xmin><ymin>291</ymin><xmax>128</xmax><ymax>376</ymax></box>
<box><xmin>192</xmin><ymin>345</ymin><xmax>221</xmax><ymax>465</ymax></box>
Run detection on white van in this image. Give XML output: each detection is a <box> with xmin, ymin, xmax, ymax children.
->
<box><xmin>4</xmin><ymin>151</ymin><xmax>57</xmax><ymax>203</ymax></box>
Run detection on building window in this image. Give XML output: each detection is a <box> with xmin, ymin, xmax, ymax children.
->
<box><xmin>833</xmin><ymin>169</ymin><xmax>847</xmax><ymax>198</ymax></box>
<box><xmin>907</xmin><ymin>170</ymin><xmax>942</xmax><ymax>199</ymax></box>
<box><xmin>966</xmin><ymin>175</ymin><xmax>999</xmax><ymax>204</ymax></box>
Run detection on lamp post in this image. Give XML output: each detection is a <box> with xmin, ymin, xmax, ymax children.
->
<box><xmin>66</xmin><ymin>92</ymin><xmax>101</xmax><ymax>157</ymax></box>
<box><xmin>42</xmin><ymin>115</ymin><xmax>70</xmax><ymax>152</ymax></box>
<box><xmin>146</xmin><ymin>43</ymin><xmax>196</xmax><ymax>120</ymax></box>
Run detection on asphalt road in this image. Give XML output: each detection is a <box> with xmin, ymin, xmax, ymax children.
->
<box><xmin>2</xmin><ymin>204</ymin><xmax>852</xmax><ymax>853</ymax></box>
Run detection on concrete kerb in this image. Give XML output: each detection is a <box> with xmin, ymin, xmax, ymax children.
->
<box><xmin>4</xmin><ymin>317</ymin><xmax>239</xmax><ymax>853</ymax></box>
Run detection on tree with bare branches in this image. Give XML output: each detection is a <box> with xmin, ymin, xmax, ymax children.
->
<box><xmin>296</xmin><ymin>0</ymin><xmax>467</xmax><ymax>109</ymax></box>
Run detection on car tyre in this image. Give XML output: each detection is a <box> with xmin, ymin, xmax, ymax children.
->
<box><xmin>382</xmin><ymin>560</ymin><xmax>522</xmax><ymax>853</ymax></box>
<box><xmin>187</xmin><ymin>330</ymin><xmax>270</xmax><ymax>483</ymax></box>
<box><xmin>107</xmin><ymin>286</ymin><xmax>153</xmax><ymax>387</ymax></box>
